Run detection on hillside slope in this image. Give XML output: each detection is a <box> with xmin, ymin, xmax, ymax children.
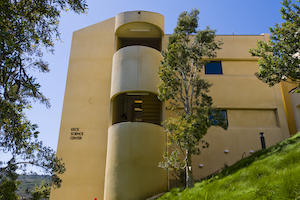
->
<box><xmin>158</xmin><ymin>133</ymin><xmax>300</xmax><ymax>200</ymax></box>
<box><xmin>17</xmin><ymin>175</ymin><xmax>51</xmax><ymax>199</ymax></box>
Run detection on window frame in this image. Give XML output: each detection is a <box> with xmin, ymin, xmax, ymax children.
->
<box><xmin>209</xmin><ymin>109</ymin><xmax>228</xmax><ymax>126</ymax></box>
<box><xmin>205</xmin><ymin>61</ymin><xmax>223</xmax><ymax>75</ymax></box>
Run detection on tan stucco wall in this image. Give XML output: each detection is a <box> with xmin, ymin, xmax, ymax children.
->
<box><xmin>110</xmin><ymin>46</ymin><xmax>162</xmax><ymax>99</ymax></box>
<box><xmin>115</xmin><ymin>11</ymin><xmax>164</xmax><ymax>35</ymax></box>
<box><xmin>289</xmin><ymin>91</ymin><xmax>300</xmax><ymax>131</ymax></box>
<box><xmin>280</xmin><ymin>81</ymin><xmax>298</xmax><ymax>134</ymax></box>
<box><xmin>105</xmin><ymin>11</ymin><xmax>167</xmax><ymax>200</ymax></box>
<box><xmin>192</xmin><ymin>125</ymin><xmax>285</xmax><ymax>180</ymax></box>
<box><xmin>215</xmin><ymin>34</ymin><xmax>269</xmax><ymax>60</ymax></box>
<box><xmin>104</xmin><ymin>123</ymin><xmax>167</xmax><ymax>200</ymax></box>
<box><xmin>49</xmin><ymin>18</ymin><xmax>115</xmax><ymax>200</ymax></box>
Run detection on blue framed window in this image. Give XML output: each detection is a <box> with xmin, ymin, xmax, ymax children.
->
<box><xmin>205</xmin><ymin>61</ymin><xmax>222</xmax><ymax>74</ymax></box>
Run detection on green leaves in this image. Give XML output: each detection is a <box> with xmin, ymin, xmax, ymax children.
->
<box><xmin>175</xmin><ymin>9</ymin><xmax>199</xmax><ymax>35</ymax></box>
<box><xmin>249</xmin><ymin>0</ymin><xmax>300</xmax><ymax>89</ymax></box>
<box><xmin>158</xmin><ymin>9</ymin><xmax>227</xmax><ymax>188</ymax></box>
<box><xmin>164</xmin><ymin>114</ymin><xmax>209</xmax><ymax>154</ymax></box>
<box><xmin>158</xmin><ymin>11</ymin><xmax>222</xmax><ymax>112</ymax></box>
<box><xmin>0</xmin><ymin>0</ymin><xmax>87</xmax><ymax>198</ymax></box>
<box><xmin>0</xmin><ymin>0</ymin><xmax>87</xmax><ymax>106</ymax></box>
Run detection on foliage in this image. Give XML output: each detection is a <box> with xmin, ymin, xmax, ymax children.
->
<box><xmin>0</xmin><ymin>0</ymin><xmax>87</xmax><ymax>199</ymax></box>
<box><xmin>158</xmin><ymin>9</ymin><xmax>227</xmax><ymax>188</ymax></box>
<box><xmin>26</xmin><ymin>180</ymin><xmax>51</xmax><ymax>200</ymax></box>
<box><xmin>0</xmin><ymin>164</ymin><xmax>20</xmax><ymax>200</ymax></box>
<box><xmin>158</xmin><ymin>133</ymin><xmax>300</xmax><ymax>200</ymax></box>
<box><xmin>249</xmin><ymin>0</ymin><xmax>300</xmax><ymax>90</ymax></box>
<box><xmin>17</xmin><ymin>175</ymin><xmax>51</xmax><ymax>199</ymax></box>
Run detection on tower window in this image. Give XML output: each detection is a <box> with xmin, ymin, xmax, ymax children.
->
<box><xmin>112</xmin><ymin>93</ymin><xmax>162</xmax><ymax>125</ymax></box>
<box><xmin>117</xmin><ymin>37</ymin><xmax>161</xmax><ymax>51</ymax></box>
<box><xmin>205</xmin><ymin>61</ymin><xmax>222</xmax><ymax>74</ymax></box>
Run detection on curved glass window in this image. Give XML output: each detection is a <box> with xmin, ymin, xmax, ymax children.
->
<box><xmin>112</xmin><ymin>93</ymin><xmax>162</xmax><ymax>125</ymax></box>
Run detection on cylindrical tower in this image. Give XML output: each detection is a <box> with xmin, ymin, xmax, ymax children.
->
<box><xmin>104</xmin><ymin>11</ymin><xmax>167</xmax><ymax>200</ymax></box>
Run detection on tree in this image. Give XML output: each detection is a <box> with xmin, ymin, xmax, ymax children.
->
<box><xmin>0</xmin><ymin>0</ymin><xmax>87</xmax><ymax>199</ymax></box>
<box><xmin>249</xmin><ymin>0</ymin><xmax>300</xmax><ymax>89</ymax></box>
<box><xmin>158</xmin><ymin>9</ymin><xmax>228</xmax><ymax>188</ymax></box>
<box><xmin>26</xmin><ymin>180</ymin><xmax>51</xmax><ymax>200</ymax></box>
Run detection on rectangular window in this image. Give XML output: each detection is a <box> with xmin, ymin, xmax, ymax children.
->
<box><xmin>209</xmin><ymin>110</ymin><xmax>228</xmax><ymax>126</ymax></box>
<box><xmin>205</xmin><ymin>61</ymin><xmax>222</xmax><ymax>74</ymax></box>
<box><xmin>112</xmin><ymin>93</ymin><xmax>162</xmax><ymax>125</ymax></box>
<box><xmin>117</xmin><ymin>37</ymin><xmax>161</xmax><ymax>51</ymax></box>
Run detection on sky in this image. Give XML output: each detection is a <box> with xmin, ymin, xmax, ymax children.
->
<box><xmin>24</xmin><ymin>0</ymin><xmax>286</xmax><ymax>158</ymax></box>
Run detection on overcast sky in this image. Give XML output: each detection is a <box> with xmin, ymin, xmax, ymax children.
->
<box><xmin>24</xmin><ymin>0</ymin><xmax>287</xmax><ymax>161</ymax></box>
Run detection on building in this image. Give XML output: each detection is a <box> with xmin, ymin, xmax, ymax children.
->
<box><xmin>49</xmin><ymin>11</ymin><xmax>291</xmax><ymax>200</ymax></box>
<box><xmin>280</xmin><ymin>81</ymin><xmax>300</xmax><ymax>135</ymax></box>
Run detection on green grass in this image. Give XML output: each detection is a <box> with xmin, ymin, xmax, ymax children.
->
<box><xmin>158</xmin><ymin>133</ymin><xmax>300</xmax><ymax>200</ymax></box>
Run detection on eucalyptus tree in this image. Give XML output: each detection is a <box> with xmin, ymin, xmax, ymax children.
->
<box><xmin>158</xmin><ymin>9</ymin><xmax>227</xmax><ymax>188</ymax></box>
<box><xmin>249</xmin><ymin>0</ymin><xmax>300</xmax><ymax>90</ymax></box>
<box><xmin>0</xmin><ymin>0</ymin><xmax>87</xmax><ymax>199</ymax></box>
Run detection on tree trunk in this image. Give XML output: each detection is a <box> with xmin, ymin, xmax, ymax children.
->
<box><xmin>185</xmin><ymin>149</ymin><xmax>194</xmax><ymax>188</ymax></box>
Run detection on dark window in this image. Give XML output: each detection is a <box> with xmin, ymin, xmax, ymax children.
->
<box><xmin>117</xmin><ymin>37</ymin><xmax>161</xmax><ymax>51</ymax></box>
<box><xmin>205</xmin><ymin>61</ymin><xmax>222</xmax><ymax>74</ymax></box>
<box><xmin>209</xmin><ymin>110</ymin><xmax>228</xmax><ymax>126</ymax></box>
<box><xmin>112</xmin><ymin>93</ymin><xmax>162</xmax><ymax>125</ymax></box>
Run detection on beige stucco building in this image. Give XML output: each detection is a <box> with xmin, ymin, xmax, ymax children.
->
<box><xmin>49</xmin><ymin>11</ymin><xmax>292</xmax><ymax>200</ymax></box>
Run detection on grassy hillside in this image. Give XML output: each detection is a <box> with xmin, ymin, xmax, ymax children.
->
<box><xmin>158</xmin><ymin>133</ymin><xmax>300</xmax><ymax>200</ymax></box>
